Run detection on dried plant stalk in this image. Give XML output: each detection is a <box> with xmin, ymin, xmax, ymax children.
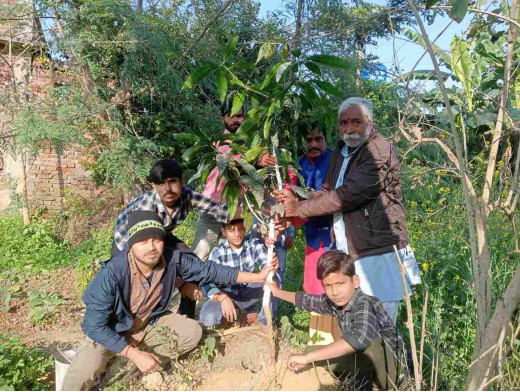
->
<box><xmin>394</xmin><ymin>245</ymin><xmax>421</xmax><ymax>390</ymax></box>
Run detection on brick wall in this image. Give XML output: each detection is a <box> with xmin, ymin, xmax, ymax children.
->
<box><xmin>25</xmin><ymin>146</ymin><xmax>97</xmax><ymax>211</ymax></box>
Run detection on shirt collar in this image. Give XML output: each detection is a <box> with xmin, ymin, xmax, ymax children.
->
<box><xmin>341</xmin><ymin>144</ymin><xmax>360</xmax><ymax>157</ymax></box>
<box><xmin>343</xmin><ymin>288</ymin><xmax>362</xmax><ymax>313</ymax></box>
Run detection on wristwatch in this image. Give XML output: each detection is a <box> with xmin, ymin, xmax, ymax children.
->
<box><xmin>214</xmin><ymin>292</ymin><xmax>224</xmax><ymax>302</ymax></box>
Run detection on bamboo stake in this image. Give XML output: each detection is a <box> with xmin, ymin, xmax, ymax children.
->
<box><xmin>203</xmin><ymin>325</ymin><xmax>258</xmax><ymax>337</ymax></box>
<box><xmin>419</xmin><ymin>291</ymin><xmax>429</xmax><ymax>378</ymax></box>
<box><xmin>394</xmin><ymin>245</ymin><xmax>421</xmax><ymax>390</ymax></box>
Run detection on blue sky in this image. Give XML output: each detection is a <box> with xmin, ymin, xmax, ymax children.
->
<box><xmin>258</xmin><ymin>0</ymin><xmax>471</xmax><ymax>77</ymax></box>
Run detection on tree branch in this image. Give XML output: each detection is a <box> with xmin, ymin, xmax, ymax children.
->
<box><xmin>481</xmin><ymin>0</ymin><xmax>517</xmax><ymax>211</ymax></box>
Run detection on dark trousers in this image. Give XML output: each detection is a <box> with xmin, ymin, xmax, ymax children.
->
<box><xmin>306</xmin><ymin>337</ymin><xmax>402</xmax><ymax>391</ymax></box>
<box><xmin>111</xmin><ymin>233</ymin><xmax>198</xmax><ymax>319</ymax></box>
<box><xmin>164</xmin><ymin>234</ymin><xmax>198</xmax><ymax>319</ymax></box>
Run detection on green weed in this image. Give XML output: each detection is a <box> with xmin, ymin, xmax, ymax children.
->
<box><xmin>28</xmin><ymin>284</ymin><xmax>66</xmax><ymax>324</ymax></box>
<box><xmin>0</xmin><ymin>272</ymin><xmax>24</xmax><ymax>312</ymax></box>
<box><xmin>200</xmin><ymin>336</ymin><xmax>218</xmax><ymax>363</ymax></box>
<box><xmin>0</xmin><ymin>333</ymin><xmax>52</xmax><ymax>390</ymax></box>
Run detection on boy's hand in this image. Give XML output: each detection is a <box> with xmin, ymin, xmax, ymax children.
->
<box><xmin>258</xmin><ymin>255</ymin><xmax>279</xmax><ymax>282</ymax></box>
<box><xmin>264</xmin><ymin>237</ymin><xmax>276</xmax><ymax>248</ymax></box>
<box><xmin>181</xmin><ymin>283</ymin><xmax>203</xmax><ymax>301</ymax></box>
<box><xmin>219</xmin><ymin>295</ymin><xmax>237</xmax><ymax>322</ymax></box>
<box><xmin>287</xmin><ymin>354</ymin><xmax>308</xmax><ymax>372</ymax></box>
<box><xmin>126</xmin><ymin>347</ymin><xmax>161</xmax><ymax>373</ymax></box>
<box><xmin>265</xmin><ymin>281</ymin><xmax>280</xmax><ymax>297</ymax></box>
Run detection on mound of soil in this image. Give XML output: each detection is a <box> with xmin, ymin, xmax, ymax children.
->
<box><xmin>193</xmin><ymin>328</ymin><xmax>336</xmax><ymax>391</ymax></box>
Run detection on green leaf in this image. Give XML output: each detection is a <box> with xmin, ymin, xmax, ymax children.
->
<box><xmin>244</xmin><ymin>146</ymin><xmax>265</xmax><ymax>163</ymax></box>
<box><xmin>28</xmin><ymin>289</ymin><xmax>40</xmax><ymax>301</ymax></box>
<box><xmin>182</xmin><ymin>65</ymin><xmax>217</xmax><ymax>89</ymax></box>
<box><xmin>307</xmin><ymin>55</ymin><xmax>349</xmax><ymax>69</ymax></box>
<box><xmin>216</xmin><ymin>68</ymin><xmax>228</xmax><ymax>103</ymax></box>
<box><xmin>237</xmin><ymin>116</ymin><xmax>260</xmax><ymax>137</ymax></box>
<box><xmin>291</xmin><ymin>48</ymin><xmax>301</xmax><ymax>57</ymax></box>
<box><xmin>235</xmin><ymin>158</ymin><xmax>262</xmax><ymax>181</ymax></box>
<box><xmin>173</xmin><ymin>133</ymin><xmax>201</xmax><ymax>144</ymax></box>
<box><xmin>403</xmin><ymin>29</ymin><xmax>451</xmax><ymax>67</ymax></box>
<box><xmin>267</xmin><ymin>100</ymin><xmax>281</xmax><ymax>117</ymax></box>
<box><xmin>276</xmin><ymin>62</ymin><xmax>292</xmax><ymax>82</ymax></box>
<box><xmin>400</xmin><ymin>69</ymin><xmax>451</xmax><ymax>81</ymax></box>
<box><xmin>312</xmin><ymin>80</ymin><xmax>343</xmax><ymax>97</ymax></box>
<box><xmin>451</xmin><ymin>36</ymin><xmax>473</xmax><ymax>110</ymax></box>
<box><xmin>261</xmin><ymin>63</ymin><xmax>281</xmax><ymax>89</ymax></box>
<box><xmin>224</xmin><ymin>36</ymin><xmax>239</xmax><ymax>59</ymax></box>
<box><xmin>292</xmin><ymin>96</ymin><xmax>302</xmax><ymax>120</ymax></box>
<box><xmin>290</xmin><ymin>185</ymin><xmax>315</xmax><ymax>199</ymax></box>
<box><xmin>205</xmin><ymin>336</ymin><xmax>216</xmax><ymax>352</ymax></box>
<box><xmin>223</xmin><ymin>182</ymin><xmax>239</xmax><ymax>221</ymax></box>
<box><xmin>188</xmin><ymin>162</ymin><xmax>212</xmax><ymax>185</ymax></box>
<box><xmin>449</xmin><ymin>0</ymin><xmax>469</xmax><ymax>22</ymax></box>
<box><xmin>256</xmin><ymin>43</ymin><xmax>275</xmax><ymax>64</ymax></box>
<box><xmin>216</xmin><ymin>154</ymin><xmax>228</xmax><ymax>175</ymax></box>
<box><xmin>182</xmin><ymin>145</ymin><xmax>203</xmax><ymax>162</ymax></box>
<box><xmin>231</xmin><ymin>92</ymin><xmax>245</xmax><ymax>116</ymax></box>
<box><xmin>263</xmin><ymin>116</ymin><xmax>273</xmax><ymax>139</ymax></box>
<box><xmin>304</xmin><ymin>61</ymin><xmax>321</xmax><ymax>76</ymax></box>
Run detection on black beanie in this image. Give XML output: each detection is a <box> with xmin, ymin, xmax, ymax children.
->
<box><xmin>127</xmin><ymin>211</ymin><xmax>165</xmax><ymax>248</ymax></box>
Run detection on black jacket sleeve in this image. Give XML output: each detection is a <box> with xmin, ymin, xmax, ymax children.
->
<box><xmin>176</xmin><ymin>252</ymin><xmax>239</xmax><ymax>286</ymax></box>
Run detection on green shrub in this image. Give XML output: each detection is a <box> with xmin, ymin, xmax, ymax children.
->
<box><xmin>0</xmin><ymin>334</ymin><xmax>52</xmax><ymax>390</ymax></box>
<box><xmin>0</xmin><ymin>217</ymin><xmax>73</xmax><ymax>272</ymax></box>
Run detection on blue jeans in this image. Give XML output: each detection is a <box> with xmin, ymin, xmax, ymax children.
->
<box><xmin>199</xmin><ymin>283</ymin><xmax>272</xmax><ymax>326</ymax></box>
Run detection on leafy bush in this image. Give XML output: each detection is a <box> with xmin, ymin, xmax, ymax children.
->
<box><xmin>0</xmin><ymin>334</ymin><xmax>52</xmax><ymax>390</ymax></box>
<box><xmin>0</xmin><ymin>217</ymin><xmax>73</xmax><ymax>272</ymax></box>
<box><xmin>28</xmin><ymin>285</ymin><xmax>66</xmax><ymax>324</ymax></box>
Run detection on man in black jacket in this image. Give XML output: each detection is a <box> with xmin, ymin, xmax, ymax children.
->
<box><xmin>63</xmin><ymin>211</ymin><xmax>276</xmax><ymax>390</ymax></box>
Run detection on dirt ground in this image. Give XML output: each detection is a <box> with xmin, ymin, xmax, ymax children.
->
<box><xmin>1</xmin><ymin>268</ymin><xmax>337</xmax><ymax>391</ymax></box>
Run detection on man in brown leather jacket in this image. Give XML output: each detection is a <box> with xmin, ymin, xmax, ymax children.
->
<box><xmin>276</xmin><ymin>97</ymin><xmax>421</xmax><ymax>322</ymax></box>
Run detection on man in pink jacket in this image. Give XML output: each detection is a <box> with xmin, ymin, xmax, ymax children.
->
<box><xmin>192</xmin><ymin>100</ymin><xmax>276</xmax><ymax>260</ymax></box>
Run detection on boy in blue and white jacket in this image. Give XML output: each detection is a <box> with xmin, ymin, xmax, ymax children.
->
<box><xmin>200</xmin><ymin>217</ymin><xmax>279</xmax><ymax>331</ymax></box>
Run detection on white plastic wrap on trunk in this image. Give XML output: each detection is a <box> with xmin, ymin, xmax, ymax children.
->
<box><xmin>262</xmin><ymin>146</ymin><xmax>283</xmax><ymax>308</ymax></box>
<box><xmin>262</xmin><ymin>219</ymin><xmax>276</xmax><ymax>307</ymax></box>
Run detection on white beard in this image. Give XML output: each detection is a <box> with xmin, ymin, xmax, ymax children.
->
<box><xmin>341</xmin><ymin>124</ymin><xmax>371</xmax><ymax>148</ymax></box>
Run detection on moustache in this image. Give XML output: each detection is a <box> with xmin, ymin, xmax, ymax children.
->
<box><xmin>342</xmin><ymin>134</ymin><xmax>362</xmax><ymax>141</ymax></box>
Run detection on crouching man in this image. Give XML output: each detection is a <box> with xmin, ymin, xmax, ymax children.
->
<box><xmin>63</xmin><ymin>211</ymin><xmax>277</xmax><ymax>391</ymax></box>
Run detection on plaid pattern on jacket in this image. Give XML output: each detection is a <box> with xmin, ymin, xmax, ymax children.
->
<box><xmin>113</xmin><ymin>187</ymin><xmax>228</xmax><ymax>251</ymax></box>
<box><xmin>295</xmin><ymin>288</ymin><xmax>407</xmax><ymax>362</ymax></box>
<box><xmin>202</xmin><ymin>233</ymin><xmax>270</xmax><ymax>298</ymax></box>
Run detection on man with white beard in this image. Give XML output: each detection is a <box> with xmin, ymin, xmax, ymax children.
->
<box><xmin>275</xmin><ymin>97</ymin><xmax>421</xmax><ymax>323</ymax></box>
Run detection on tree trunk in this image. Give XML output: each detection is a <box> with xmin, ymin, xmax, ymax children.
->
<box><xmin>466</xmin><ymin>266</ymin><xmax>520</xmax><ymax>390</ymax></box>
<box><xmin>292</xmin><ymin>0</ymin><xmax>304</xmax><ymax>52</ymax></box>
<box><xmin>51</xmin><ymin>7</ymin><xmax>93</xmax><ymax>94</ymax></box>
<box><xmin>355</xmin><ymin>37</ymin><xmax>365</xmax><ymax>92</ymax></box>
